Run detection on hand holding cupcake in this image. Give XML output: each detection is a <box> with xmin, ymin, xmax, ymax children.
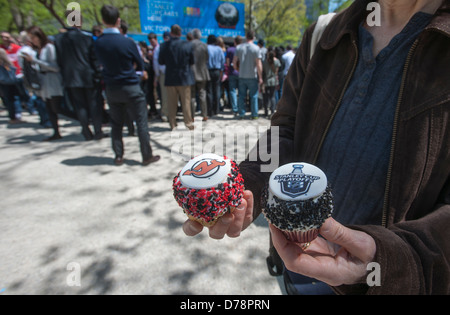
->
<box><xmin>261</xmin><ymin>163</ymin><xmax>334</xmax><ymax>247</ymax></box>
<box><xmin>174</xmin><ymin>154</ymin><xmax>253</xmax><ymax>238</ymax></box>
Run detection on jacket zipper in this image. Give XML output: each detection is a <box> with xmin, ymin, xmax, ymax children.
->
<box><xmin>381</xmin><ymin>38</ymin><xmax>420</xmax><ymax>228</ymax></box>
<box><xmin>313</xmin><ymin>39</ymin><xmax>358</xmax><ymax>163</ymax></box>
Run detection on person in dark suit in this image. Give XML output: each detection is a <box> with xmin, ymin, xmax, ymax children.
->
<box><xmin>94</xmin><ymin>5</ymin><xmax>160</xmax><ymax>166</ymax></box>
<box><xmin>54</xmin><ymin>14</ymin><xmax>106</xmax><ymax>141</ymax></box>
<box><xmin>190</xmin><ymin>29</ymin><xmax>210</xmax><ymax>122</ymax></box>
<box><xmin>158</xmin><ymin>25</ymin><xmax>195</xmax><ymax>131</ymax></box>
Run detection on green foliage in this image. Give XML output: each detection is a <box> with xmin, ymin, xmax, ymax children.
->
<box><xmin>0</xmin><ymin>0</ymin><xmax>55</xmax><ymax>34</ymax></box>
<box><xmin>0</xmin><ymin>0</ymin><xmax>142</xmax><ymax>35</ymax></box>
<box><xmin>335</xmin><ymin>0</ymin><xmax>354</xmax><ymax>11</ymax></box>
<box><xmin>255</xmin><ymin>0</ymin><xmax>307</xmax><ymax>47</ymax></box>
<box><xmin>228</xmin><ymin>0</ymin><xmax>307</xmax><ymax>47</ymax></box>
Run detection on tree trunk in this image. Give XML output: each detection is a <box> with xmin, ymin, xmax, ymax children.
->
<box><xmin>8</xmin><ymin>0</ymin><xmax>24</xmax><ymax>31</ymax></box>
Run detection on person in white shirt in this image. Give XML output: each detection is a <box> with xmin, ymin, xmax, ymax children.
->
<box><xmin>281</xmin><ymin>45</ymin><xmax>296</xmax><ymax>77</ymax></box>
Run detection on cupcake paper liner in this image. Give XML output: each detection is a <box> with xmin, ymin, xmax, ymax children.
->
<box><xmin>282</xmin><ymin>228</ymin><xmax>319</xmax><ymax>244</ymax></box>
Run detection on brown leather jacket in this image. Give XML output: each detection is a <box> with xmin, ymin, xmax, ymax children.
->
<box><xmin>240</xmin><ymin>0</ymin><xmax>450</xmax><ymax>294</ymax></box>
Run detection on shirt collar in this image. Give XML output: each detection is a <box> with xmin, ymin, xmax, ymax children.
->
<box><xmin>103</xmin><ymin>28</ymin><xmax>120</xmax><ymax>34</ymax></box>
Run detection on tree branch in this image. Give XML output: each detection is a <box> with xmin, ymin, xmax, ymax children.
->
<box><xmin>37</xmin><ymin>0</ymin><xmax>66</xmax><ymax>28</ymax></box>
<box><xmin>255</xmin><ymin>0</ymin><xmax>283</xmax><ymax>32</ymax></box>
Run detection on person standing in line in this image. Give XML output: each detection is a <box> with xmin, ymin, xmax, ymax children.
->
<box><xmin>138</xmin><ymin>40</ymin><xmax>158</xmax><ymax>119</ymax></box>
<box><xmin>152</xmin><ymin>32</ymin><xmax>170</xmax><ymax>123</ymax></box>
<box><xmin>1</xmin><ymin>31</ymin><xmax>32</xmax><ymax>122</ymax></box>
<box><xmin>216</xmin><ymin>36</ymin><xmax>228</xmax><ymax>112</ymax></box>
<box><xmin>257</xmin><ymin>39</ymin><xmax>268</xmax><ymax>64</ymax></box>
<box><xmin>190</xmin><ymin>29</ymin><xmax>210</xmax><ymax>122</ymax></box>
<box><xmin>158</xmin><ymin>24</ymin><xmax>195</xmax><ymax>131</ymax></box>
<box><xmin>18</xmin><ymin>32</ymin><xmax>49</xmax><ymax>127</ymax></box>
<box><xmin>262</xmin><ymin>49</ymin><xmax>281</xmax><ymax>118</ymax></box>
<box><xmin>145</xmin><ymin>33</ymin><xmax>160</xmax><ymax>119</ymax></box>
<box><xmin>281</xmin><ymin>45</ymin><xmax>296</xmax><ymax>83</ymax></box>
<box><xmin>275</xmin><ymin>46</ymin><xmax>286</xmax><ymax>102</ymax></box>
<box><xmin>118</xmin><ymin>19</ymin><xmax>144</xmax><ymax>137</ymax></box>
<box><xmin>0</xmin><ymin>31</ymin><xmax>22</xmax><ymax>77</ymax></box>
<box><xmin>206</xmin><ymin>35</ymin><xmax>225</xmax><ymax>117</ymax></box>
<box><xmin>92</xmin><ymin>25</ymin><xmax>103</xmax><ymax>41</ymax></box>
<box><xmin>0</xmin><ymin>48</ymin><xmax>23</xmax><ymax>124</ymax></box>
<box><xmin>233</xmin><ymin>30</ymin><xmax>263</xmax><ymax>120</ymax></box>
<box><xmin>54</xmin><ymin>12</ymin><xmax>106</xmax><ymax>141</ymax></box>
<box><xmin>23</xmin><ymin>26</ymin><xmax>64</xmax><ymax>141</ymax></box>
<box><xmin>225</xmin><ymin>35</ymin><xmax>242</xmax><ymax>116</ymax></box>
<box><xmin>94</xmin><ymin>5</ymin><xmax>160</xmax><ymax>166</ymax></box>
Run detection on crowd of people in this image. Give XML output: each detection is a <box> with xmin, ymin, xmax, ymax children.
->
<box><xmin>0</xmin><ymin>5</ymin><xmax>298</xmax><ymax>139</ymax></box>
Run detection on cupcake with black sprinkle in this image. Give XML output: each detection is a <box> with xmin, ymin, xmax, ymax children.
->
<box><xmin>173</xmin><ymin>154</ymin><xmax>245</xmax><ymax>227</ymax></box>
<box><xmin>262</xmin><ymin>163</ymin><xmax>333</xmax><ymax>245</ymax></box>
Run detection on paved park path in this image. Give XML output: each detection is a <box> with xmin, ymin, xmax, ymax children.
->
<box><xmin>0</xmin><ymin>108</ymin><xmax>282</xmax><ymax>295</ymax></box>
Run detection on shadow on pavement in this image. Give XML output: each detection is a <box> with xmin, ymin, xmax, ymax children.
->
<box><xmin>61</xmin><ymin>156</ymin><xmax>141</xmax><ymax>167</ymax></box>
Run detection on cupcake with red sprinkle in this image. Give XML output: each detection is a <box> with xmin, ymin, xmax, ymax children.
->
<box><xmin>173</xmin><ymin>154</ymin><xmax>245</xmax><ymax>227</ymax></box>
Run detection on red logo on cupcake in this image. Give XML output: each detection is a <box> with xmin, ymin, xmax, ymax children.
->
<box><xmin>183</xmin><ymin>159</ymin><xmax>226</xmax><ymax>178</ymax></box>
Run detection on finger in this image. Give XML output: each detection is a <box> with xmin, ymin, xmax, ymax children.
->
<box><xmin>269</xmin><ymin>224</ymin><xmax>319</xmax><ymax>276</ymax></box>
<box><xmin>226</xmin><ymin>199</ymin><xmax>247</xmax><ymax>238</ymax></box>
<box><xmin>242</xmin><ymin>190</ymin><xmax>254</xmax><ymax>230</ymax></box>
<box><xmin>269</xmin><ymin>224</ymin><xmax>334</xmax><ymax>280</ymax></box>
<box><xmin>319</xmin><ymin>218</ymin><xmax>376</xmax><ymax>262</ymax></box>
<box><xmin>209</xmin><ymin>212</ymin><xmax>233</xmax><ymax>240</ymax></box>
<box><xmin>182</xmin><ymin>220</ymin><xmax>204</xmax><ymax>236</ymax></box>
<box><xmin>269</xmin><ymin>224</ymin><xmax>303</xmax><ymax>260</ymax></box>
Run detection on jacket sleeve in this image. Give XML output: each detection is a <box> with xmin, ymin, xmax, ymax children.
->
<box><xmin>158</xmin><ymin>44</ymin><xmax>166</xmax><ymax>65</ymax></box>
<box><xmin>239</xmin><ymin>27</ymin><xmax>314</xmax><ymax>219</ymax></box>
<box><xmin>335</xmin><ymin>179</ymin><xmax>450</xmax><ymax>295</ymax></box>
<box><xmin>188</xmin><ymin>43</ymin><xmax>195</xmax><ymax>66</ymax></box>
<box><xmin>130</xmin><ymin>41</ymin><xmax>144</xmax><ymax>72</ymax></box>
<box><xmin>153</xmin><ymin>46</ymin><xmax>161</xmax><ymax>77</ymax></box>
<box><xmin>33</xmin><ymin>44</ymin><xmax>60</xmax><ymax>73</ymax></box>
<box><xmin>88</xmin><ymin>36</ymin><xmax>101</xmax><ymax>81</ymax></box>
<box><xmin>54</xmin><ymin>34</ymin><xmax>63</xmax><ymax>72</ymax></box>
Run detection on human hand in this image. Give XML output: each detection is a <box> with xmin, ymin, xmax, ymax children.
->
<box><xmin>270</xmin><ymin>218</ymin><xmax>377</xmax><ymax>287</ymax></box>
<box><xmin>22</xmin><ymin>52</ymin><xmax>33</xmax><ymax>62</ymax></box>
<box><xmin>182</xmin><ymin>190</ymin><xmax>254</xmax><ymax>239</ymax></box>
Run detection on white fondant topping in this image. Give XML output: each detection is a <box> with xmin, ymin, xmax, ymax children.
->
<box><xmin>179</xmin><ymin>154</ymin><xmax>231</xmax><ymax>189</ymax></box>
<box><xmin>269</xmin><ymin>163</ymin><xmax>327</xmax><ymax>201</ymax></box>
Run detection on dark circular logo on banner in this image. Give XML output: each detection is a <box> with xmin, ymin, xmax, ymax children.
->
<box><xmin>215</xmin><ymin>3</ymin><xmax>239</xmax><ymax>29</ymax></box>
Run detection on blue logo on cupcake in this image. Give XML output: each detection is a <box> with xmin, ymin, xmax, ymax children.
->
<box><xmin>274</xmin><ymin>165</ymin><xmax>320</xmax><ymax>198</ymax></box>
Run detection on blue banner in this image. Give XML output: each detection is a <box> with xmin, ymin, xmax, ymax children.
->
<box><xmin>138</xmin><ymin>0</ymin><xmax>246</xmax><ymax>37</ymax></box>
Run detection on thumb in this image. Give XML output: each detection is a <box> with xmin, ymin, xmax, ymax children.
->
<box><xmin>319</xmin><ymin>218</ymin><xmax>376</xmax><ymax>263</ymax></box>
